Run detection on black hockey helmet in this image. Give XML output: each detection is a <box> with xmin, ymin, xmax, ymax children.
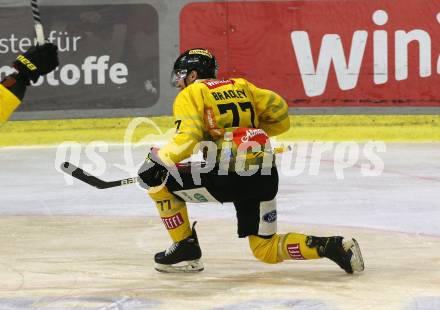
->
<box><xmin>170</xmin><ymin>48</ymin><xmax>218</xmax><ymax>87</ymax></box>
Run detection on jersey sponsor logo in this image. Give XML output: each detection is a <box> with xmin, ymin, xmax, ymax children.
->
<box><xmin>177</xmin><ymin>191</ymin><xmax>193</xmax><ymax>201</ymax></box>
<box><xmin>161</xmin><ymin>213</ymin><xmax>184</xmax><ymax>230</ymax></box>
<box><xmin>233</xmin><ymin>128</ymin><xmax>269</xmax><ymax>147</ymax></box>
<box><xmin>204</xmin><ymin>107</ymin><xmax>225</xmax><ymax>139</ymax></box>
<box><xmin>194</xmin><ymin>193</ymin><xmax>208</xmax><ymax>202</ymax></box>
<box><xmin>203</xmin><ymin>79</ymin><xmax>235</xmax><ymax>89</ymax></box>
<box><xmin>287</xmin><ymin>243</ymin><xmax>305</xmax><ymax>260</ymax></box>
<box><xmin>262</xmin><ymin>210</ymin><xmax>277</xmax><ymax>223</ymax></box>
<box><xmin>173</xmin><ymin>188</ymin><xmax>220</xmax><ymax>203</ymax></box>
<box><xmin>177</xmin><ymin>192</ymin><xmax>207</xmax><ymax>202</ymax></box>
<box><xmin>240</xmin><ymin>128</ymin><xmax>268</xmax><ymax>143</ymax></box>
<box><xmin>204</xmin><ymin>107</ymin><xmax>217</xmax><ymax>130</ymax></box>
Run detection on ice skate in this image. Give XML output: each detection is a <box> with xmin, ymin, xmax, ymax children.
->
<box><xmin>309</xmin><ymin>236</ymin><xmax>364</xmax><ymax>273</ymax></box>
<box><xmin>154</xmin><ymin>222</ymin><xmax>203</xmax><ymax>273</ymax></box>
<box><xmin>322</xmin><ymin>237</ymin><xmax>364</xmax><ymax>273</ymax></box>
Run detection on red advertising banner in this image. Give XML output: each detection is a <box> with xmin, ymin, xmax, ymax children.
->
<box><xmin>180</xmin><ymin>1</ymin><xmax>440</xmax><ymax>107</ymax></box>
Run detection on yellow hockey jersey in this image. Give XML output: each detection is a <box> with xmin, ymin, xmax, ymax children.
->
<box><xmin>0</xmin><ymin>84</ymin><xmax>21</xmax><ymax>123</ymax></box>
<box><xmin>158</xmin><ymin>78</ymin><xmax>290</xmax><ymax>166</ymax></box>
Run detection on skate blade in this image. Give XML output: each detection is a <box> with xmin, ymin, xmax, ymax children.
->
<box><xmin>155</xmin><ymin>259</ymin><xmax>204</xmax><ymax>273</ymax></box>
<box><xmin>343</xmin><ymin>238</ymin><xmax>365</xmax><ymax>273</ymax></box>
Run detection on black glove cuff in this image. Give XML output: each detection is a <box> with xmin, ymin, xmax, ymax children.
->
<box><xmin>13</xmin><ymin>57</ymin><xmax>39</xmax><ymax>83</ymax></box>
<box><xmin>138</xmin><ymin>152</ymin><xmax>169</xmax><ymax>189</ymax></box>
<box><xmin>1</xmin><ymin>72</ymin><xmax>29</xmax><ymax>100</ymax></box>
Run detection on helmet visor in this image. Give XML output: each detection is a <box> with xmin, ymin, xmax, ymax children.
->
<box><xmin>170</xmin><ymin>69</ymin><xmax>188</xmax><ymax>88</ymax></box>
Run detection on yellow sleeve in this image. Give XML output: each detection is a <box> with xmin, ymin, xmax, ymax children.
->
<box><xmin>246</xmin><ymin>81</ymin><xmax>290</xmax><ymax>137</ymax></box>
<box><xmin>0</xmin><ymin>84</ymin><xmax>21</xmax><ymax>123</ymax></box>
<box><xmin>158</xmin><ymin>86</ymin><xmax>205</xmax><ymax>165</ymax></box>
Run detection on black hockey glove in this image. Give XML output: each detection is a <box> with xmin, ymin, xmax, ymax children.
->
<box><xmin>138</xmin><ymin>148</ymin><xmax>169</xmax><ymax>188</ymax></box>
<box><xmin>13</xmin><ymin>43</ymin><xmax>59</xmax><ymax>84</ymax></box>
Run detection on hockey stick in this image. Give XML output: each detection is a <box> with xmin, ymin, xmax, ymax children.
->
<box><xmin>61</xmin><ymin>145</ymin><xmax>292</xmax><ymax>189</ymax></box>
<box><xmin>30</xmin><ymin>0</ymin><xmax>45</xmax><ymax>45</ymax></box>
<box><xmin>61</xmin><ymin>162</ymin><xmax>139</xmax><ymax>189</ymax></box>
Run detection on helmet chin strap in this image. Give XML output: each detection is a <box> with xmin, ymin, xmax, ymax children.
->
<box><xmin>184</xmin><ymin>71</ymin><xmax>197</xmax><ymax>87</ymax></box>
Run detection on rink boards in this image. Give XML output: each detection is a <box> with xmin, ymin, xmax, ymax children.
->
<box><xmin>1</xmin><ymin>115</ymin><xmax>439</xmax><ymax>147</ymax></box>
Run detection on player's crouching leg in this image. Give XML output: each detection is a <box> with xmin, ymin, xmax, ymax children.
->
<box><xmin>148</xmin><ymin>185</ymin><xmax>192</xmax><ymax>242</ymax></box>
<box><xmin>248</xmin><ymin>233</ymin><xmax>320</xmax><ymax>264</ymax></box>
<box><xmin>248</xmin><ymin>234</ymin><xmax>283</xmax><ymax>264</ymax></box>
<box><xmin>248</xmin><ymin>233</ymin><xmax>364</xmax><ymax>273</ymax></box>
<box><xmin>148</xmin><ymin>186</ymin><xmax>203</xmax><ymax>273</ymax></box>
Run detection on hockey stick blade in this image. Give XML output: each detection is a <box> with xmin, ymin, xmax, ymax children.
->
<box><xmin>61</xmin><ymin>162</ymin><xmax>139</xmax><ymax>189</ymax></box>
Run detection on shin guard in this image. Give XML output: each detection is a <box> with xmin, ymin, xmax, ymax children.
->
<box><xmin>278</xmin><ymin>233</ymin><xmax>321</xmax><ymax>260</ymax></box>
<box><xmin>148</xmin><ymin>186</ymin><xmax>191</xmax><ymax>242</ymax></box>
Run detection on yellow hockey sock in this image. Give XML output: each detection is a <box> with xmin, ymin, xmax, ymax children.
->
<box><xmin>148</xmin><ymin>186</ymin><xmax>191</xmax><ymax>242</ymax></box>
<box><xmin>278</xmin><ymin>233</ymin><xmax>320</xmax><ymax>260</ymax></box>
<box><xmin>248</xmin><ymin>234</ymin><xmax>283</xmax><ymax>264</ymax></box>
<box><xmin>248</xmin><ymin>233</ymin><xmax>321</xmax><ymax>264</ymax></box>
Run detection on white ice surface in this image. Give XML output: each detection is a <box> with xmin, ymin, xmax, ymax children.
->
<box><xmin>0</xmin><ymin>143</ymin><xmax>439</xmax><ymax>235</ymax></box>
<box><xmin>0</xmin><ymin>143</ymin><xmax>439</xmax><ymax>310</ymax></box>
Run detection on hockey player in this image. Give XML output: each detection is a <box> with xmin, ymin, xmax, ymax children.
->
<box><xmin>138</xmin><ymin>48</ymin><xmax>364</xmax><ymax>274</ymax></box>
<box><xmin>0</xmin><ymin>43</ymin><xmax>58</xmax><ymax>122</ymax></box>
